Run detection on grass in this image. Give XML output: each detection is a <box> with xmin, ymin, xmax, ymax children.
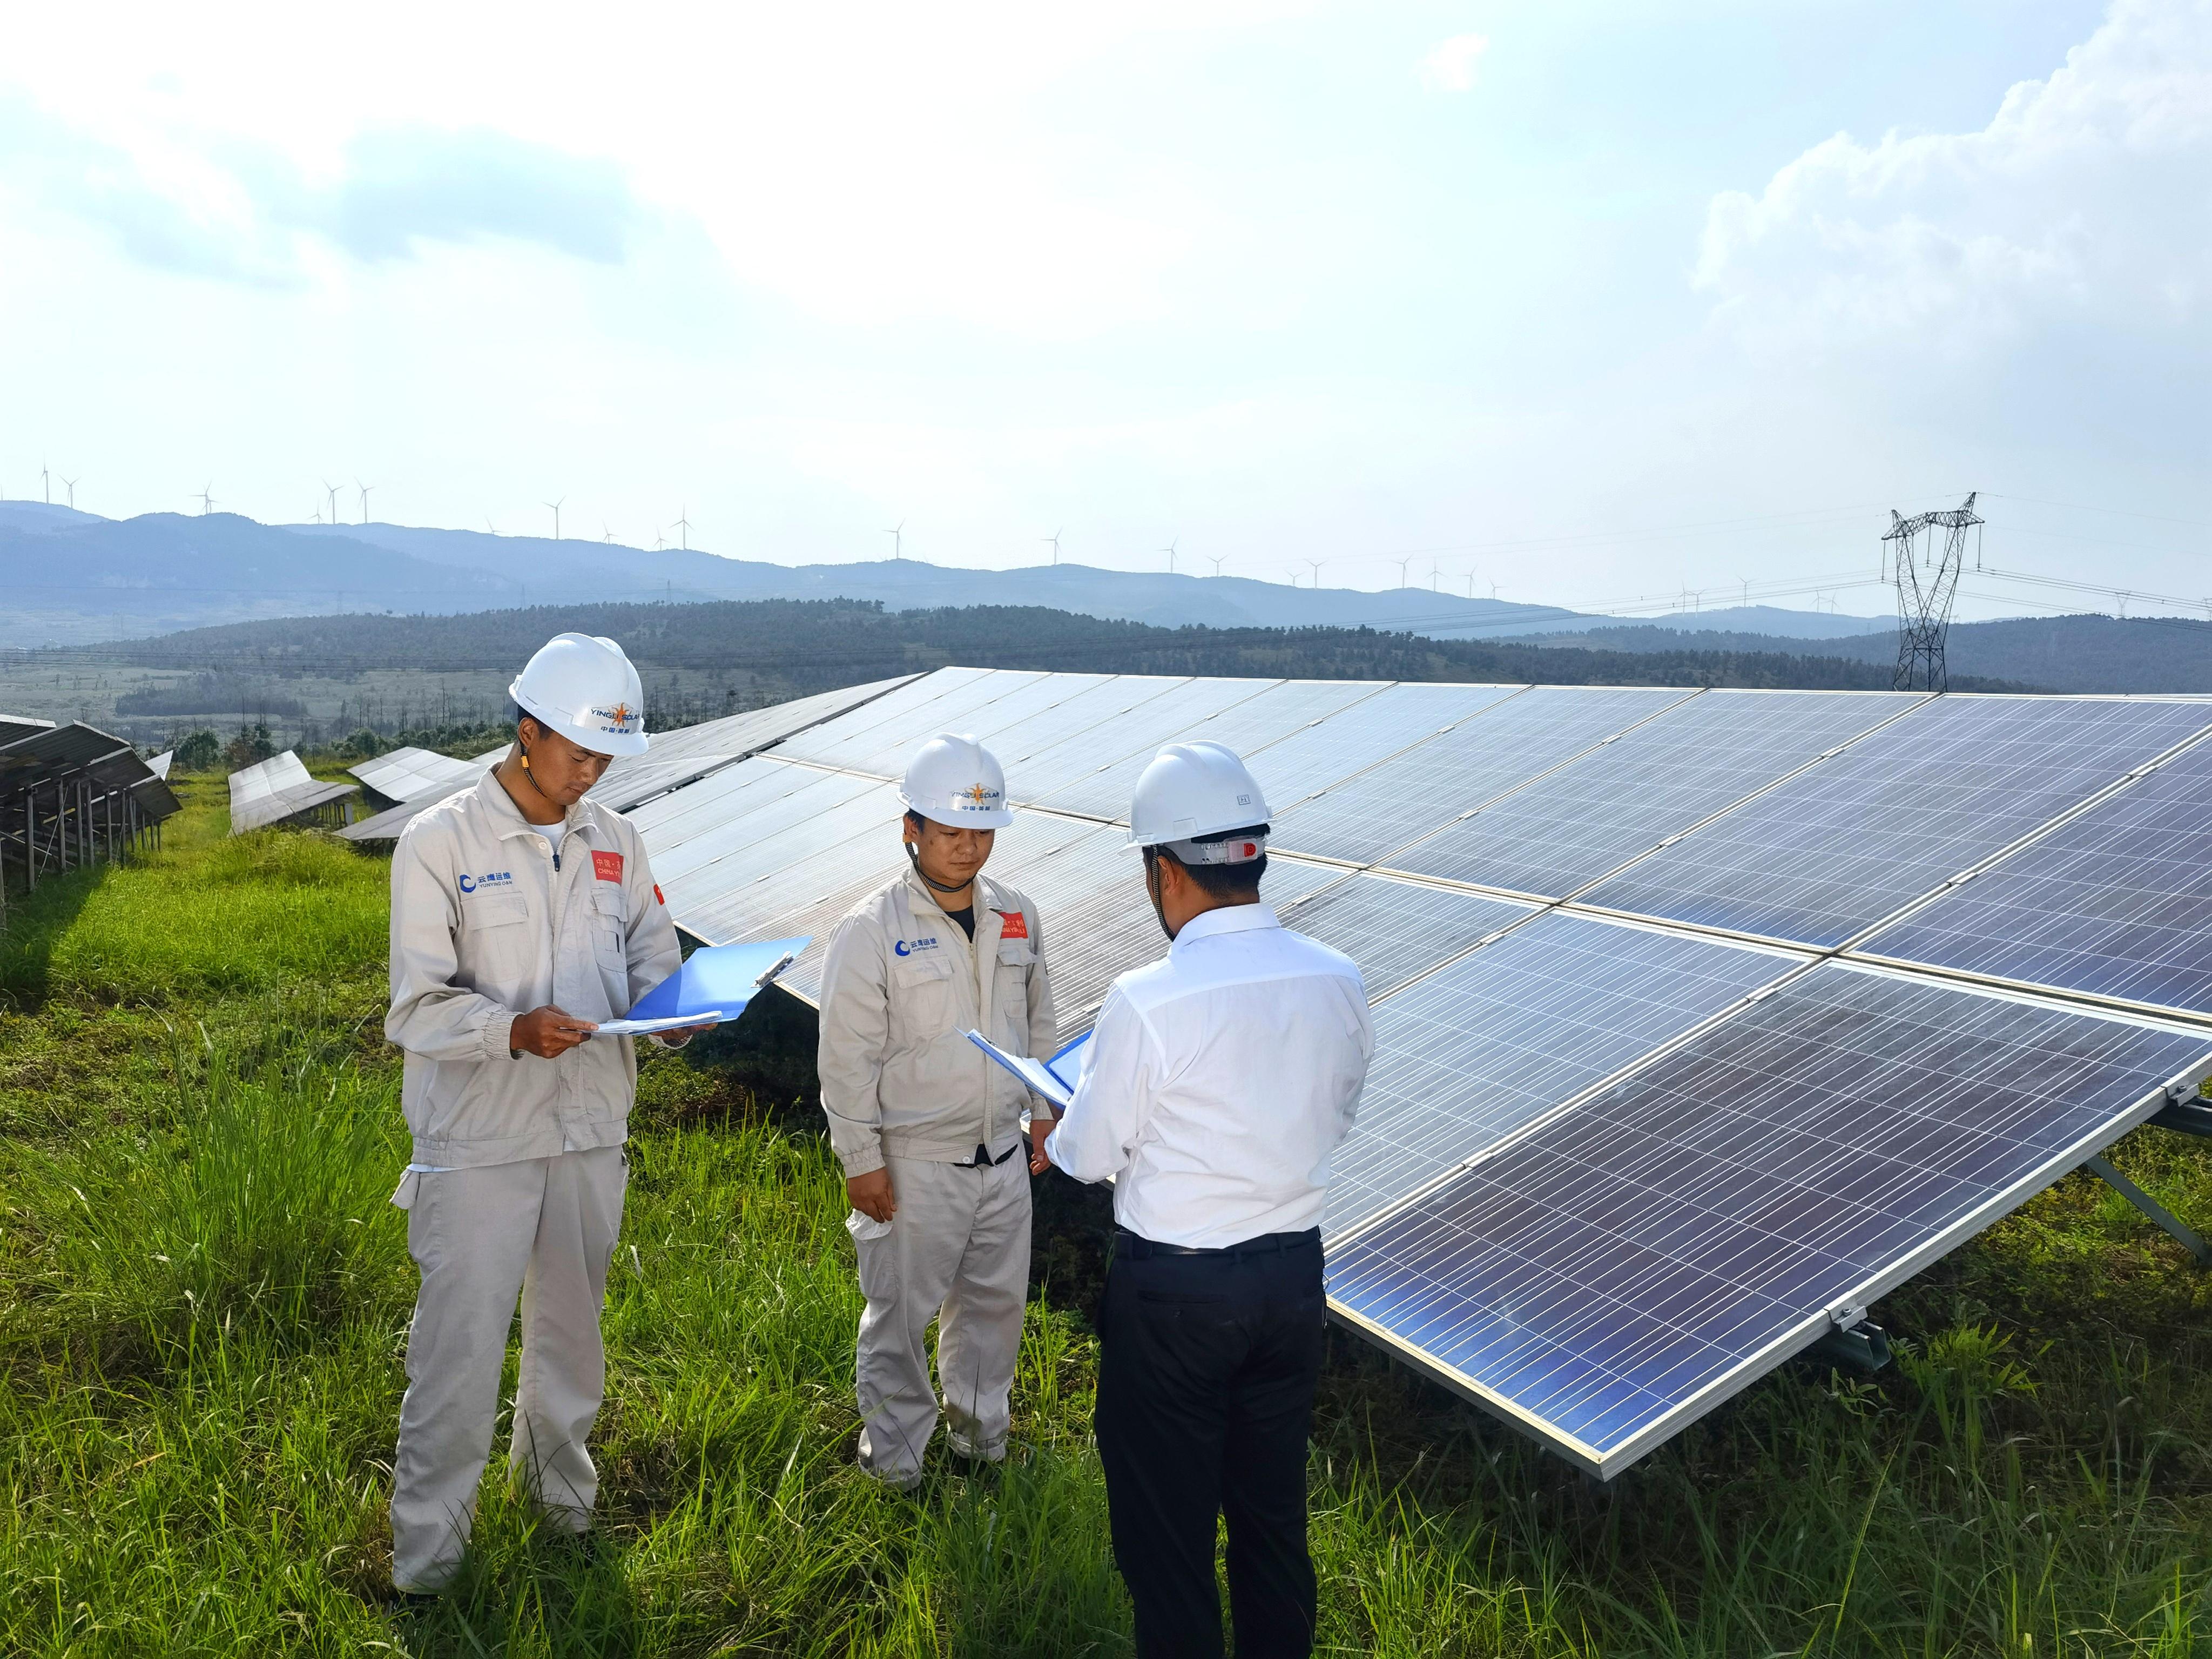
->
<box><xmin>2</xmin><ymin>778</ymin><xmax>2210</xmax><ymax>1654</ymax></box>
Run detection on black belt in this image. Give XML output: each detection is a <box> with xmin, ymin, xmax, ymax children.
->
<box><xmin>1114</xmin><ymin>1226</ymin><xmax>1320</xmax><ymax>1260</ymax></box>
<box><xmin>954</xmin><ymin>1141</ymin><xmax>1023</xmax><ymax>1169</ymax></box>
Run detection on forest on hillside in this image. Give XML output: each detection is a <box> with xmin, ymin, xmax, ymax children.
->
<box><xmin>97</xmin><ymin>598</ymin><xmax>2027</xmax><ymax>697</ymax></box>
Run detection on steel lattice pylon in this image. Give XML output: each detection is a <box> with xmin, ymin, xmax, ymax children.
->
<box><xmin>1884</xmin><ymin>492</ymin><xmax>1982</xmax><ymax>691</ymax></box>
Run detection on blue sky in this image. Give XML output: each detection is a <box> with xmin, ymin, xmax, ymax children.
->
<box><xmin>1</xmin><ymin>1</ymin><xmax>2203</xmax><ymax>621</ymax></box>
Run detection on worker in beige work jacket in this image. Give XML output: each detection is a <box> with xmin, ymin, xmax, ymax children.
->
<box><xmin>817</xmin><ymin>733</ymin><xmax>1056</xmax><ymax>1488</ymax></box>
<box><xmin>383</xmin><ymin>632</ymin><xmax>709</xmax><ymax>1596</ymax></box>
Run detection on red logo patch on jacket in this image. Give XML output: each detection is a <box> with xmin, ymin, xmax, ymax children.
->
<box><xmin>654</xmin><ymin>884</ymin><xmax>665</xmax><ymax>906</ymax></box>
<box><xmin>592</xmin><ymin>849</ymin><xmax>624</xmax><ymax>883</ymax></box>
<box><xmin>994</xmin><ymin>908</ymin><xmax>1028</xmax><ymax>940</ymax></box>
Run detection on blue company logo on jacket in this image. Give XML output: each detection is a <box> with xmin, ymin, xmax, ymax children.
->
<box><xmin>893</xmin><ymin>935</ymin><xmax>941</xmax><ymax>957</ymax></box>
<box><xmin>457</xmin><ymin>871</ymin><xmax>514</xmax><ymax>894</ymax></box>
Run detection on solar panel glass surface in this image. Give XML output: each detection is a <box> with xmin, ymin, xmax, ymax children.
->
<box><xmin>1008</xmin><ymin>678</ymin><xmax>1284</xmax><ymax>806</ymax></box>
<box><xmin>1324</xmin><ymin>913</ymin><xmax>1790</xmax><ymax>1236</ymax></box>
<box><xmin>1582</xmin><ymin>696</ymin><xmax>2212</xmax><ymax>947</ymax></box>
<box><xmin>1862</xmin><ymin>738</ymin><xmax>2212</xmax><ymax>1015</ymax></box>
<box><xmin>647</xmin><ymin>767</ymin><xmax>884</xmax><ymax>886</ymax></box>
<box><xmin>1273</xmin><ymin>686</ymin><xmax>1693</xmax><ymax>868</ymax></box>
<box><xmin>1276</xmin><ymin>874</ymin><xmax>1533</xmax><ymax>1000</ymax></box>
<box><xmin>1389</xmin><ymin>691</ymin><xmax>1920</xmax><ymax>898</ymax></box>
<box><xmin>662</xmin><ymin>780</ymin><xmax>904</xmax><ymax>942</ymax></box>
<box><xmin>627</xmin><ymin>756</ymin><xmax>831</xmax><ymax>851</ymax></box>
<box><xmin>781</xmin><ymin>669</ymin><xmax>1050</xmax><ymax>773</ymax></box>
<box><xmin>1243</xmin><ymin>683</ymin><xmax>1526</xmax><ymax>815</ymax></box>
<box><xmin>1326</xmin><ymin>964</ymin><xmax>2212</xmax><ymax>1475</ymax></box>
<box><xmin>1032</xmin><ymin>679</ymin><xmax>1387</xmax><ymax>820</ymax></box>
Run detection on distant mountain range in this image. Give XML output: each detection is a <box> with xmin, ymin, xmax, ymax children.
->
<box><xmin>0</xmin><ymin>501</ymin><xmax>1886</xmax><ymax>649</ymax></box>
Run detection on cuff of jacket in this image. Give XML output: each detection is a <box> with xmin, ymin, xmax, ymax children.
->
<box><xmin>837</xmin><ymin>1141</ymin><xmax>886</xmax><ymax>1179</ymax></box>
<box><xmin>480</xmin><ymin>1006</ymin><xmax>518</xmax><ymax>1061</ymax></box>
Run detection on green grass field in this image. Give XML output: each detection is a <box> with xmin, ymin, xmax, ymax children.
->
<box><xmin>3</xmin><ymin>782</ymin><xmax>2210</xmax><ymax>1655</ymax></box>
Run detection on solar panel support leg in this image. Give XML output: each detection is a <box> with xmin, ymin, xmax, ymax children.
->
<box><xmin>2150</xmin><ymin>1099</ymin><xmax>2212</xmax><ymax>1139</ymax></box>
<box><xmin>2083</xmin><ymin>1155</ymin><xmax>2211</xmax><ymax>1267</ymax></box>
<box><xmin>1810</xmin><ymin>1319</ymin><xmax>1892</xmax><ymax>1373</ymax></box>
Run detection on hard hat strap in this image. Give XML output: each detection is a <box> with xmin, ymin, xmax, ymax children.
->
<box><xmin>905</xmin><ymin>841</ymin><xmax>974</xmax><ymax>895</ymax></box>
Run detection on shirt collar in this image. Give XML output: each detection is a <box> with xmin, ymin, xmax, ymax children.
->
<box><xmin>1170</xmin><ymin>902</ymin><xmax>1280</xmax><ymax>952</ymax></box>
<box><xmin>478</xmin><ymin>768</ymin><xmax>592</xmax><ymax>842</ymax></box>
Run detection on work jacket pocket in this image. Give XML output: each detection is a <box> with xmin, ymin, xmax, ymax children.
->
<box><xmin>890</xmin><ymin>954</ymin><xmax>956</xmax><ymax>1040</ymax></box>
<box><xmin>589</xmin><ymin>885</ymin><xmax>627</xmax><ymax>967</ymax></box>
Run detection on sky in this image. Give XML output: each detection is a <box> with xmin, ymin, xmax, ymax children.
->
<box><xmin>1</xmin><ymin>0</ymin><xmax>2205</xmax><ymax>623</ymax></box>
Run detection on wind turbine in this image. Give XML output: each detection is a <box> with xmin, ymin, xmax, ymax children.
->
<box><xmin>356</xmin><ymin>480</ymin><xmax>376</xmax><ymax>523</ymax></box>
<box><xmin>195</xmin><ymin>482</ymin><xmax>217</xmax><ymax>515</ymax></box>
<box><xmin>602</xmin><ymin>523</ymin><xmax>616</xmax><ymax>544</ymax></box>
<box><xmin>1285</xmin><ymin>567</ymin><xmax>1301</xmax><ymax>588</ymax></box>
<box><xmin>1162</xmin><ymin>536</ymin><xmax>1178</xmax><ymax>574</ymax></box>
<box><xmin>672</xmin><ymin>507</ymin><xmax>692</xmax><ymax>551</ymax></box>
<box><xmin>41</xmin><ymin>462</ymin><xmax>51</xmax><ymax>504</ymax></box>
<box><xmin>653</xmin><ymin>531</ymin><xmax>667</xmax><ymax>551</ymax></box>
<box><xmin>1392</xmin><ymin>556</ymin><xmax>1413</xmax><ymax>589</ymax></box>
<box><xmin>1464</xmin><ymin>571</ymin><xmax>1476</xmax><ymax>598</ymax></box>
<box><xmin>322</xmin><ymin>480</ymin><xmax>341</xmax><ymax>524</ymax></box>
<box><xmin>485</xmin><ymin>517</ymin><xmax>499</xmax><ymax>535</ymax></box>
<box><xmin>884</xmin><ymin>520</ymin><xmax>903</xmax><ymax>561</ymax></box>
<box><xmin>1042</xmin><ymin>529</ymin><xmax>1061</xmax><ymax>565</ymax></box>
<box><xmin>1305</xmin><ymin>558</ymin><xmax>1326</xmax><ymax>588</ymax></box>
<box><xmin>62</xmin><ymin>476</ymin><xmax>79</xmax><ymax>510</ymax></box>
<box><xmin>544</xmin><ymin>497</ymin><xmax>564</xmax><ymax>540</ymax></box>
<box><xmin>1208</xmin><ymin>555</ymin><xmax>1227</xmax><ymax>577</ymax></box>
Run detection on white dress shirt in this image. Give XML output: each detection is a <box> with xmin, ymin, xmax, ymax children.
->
<box><xmin>1046</xmin><ymin>903</ymin><xmax>1373</xmax><ymax>1249</ymax></box>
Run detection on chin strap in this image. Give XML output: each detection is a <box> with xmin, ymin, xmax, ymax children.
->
<box><xmin>512</xmin><ymin>738</ymin><xmax>562</xmax><ymax>812</ymax></box>
<box><xmin>905</xmin><ymin>844</ymin><xmax>973</xmax><ymax>896</ymax></box>
<box><xmin>1144</xmin><ymin>852</ymin><xmax>1176</xmax><ymax>942</ymax></box>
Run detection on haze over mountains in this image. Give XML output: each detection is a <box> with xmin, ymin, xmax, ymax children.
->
<box><xmin>0</xmin><ymin>501</ymin><xmax>1884</xmax><ymax>649</ymax></box>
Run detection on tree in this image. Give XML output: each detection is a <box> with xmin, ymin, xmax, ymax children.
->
<box><xmin>174</xmin><ymin>729</ymin><xmax>221</xmax><ymax>772</ymax></box>
<box><xmin>222</xmin><ymin>724</ymin><xmax>276</xmax><ymax>771</ymax></box>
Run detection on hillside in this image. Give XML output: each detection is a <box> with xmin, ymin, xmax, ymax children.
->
<box><xmin>1525</xmin><ymin>613</ymin><xmax>2212</xmax><ymax>695</ymax></box>
<box><xmin>0</xmin><ymin>598</ymin><xmax>2023</xmax><ymax>747</ymax></box>
<box><xmin>2</xmin><ymin>502</ymin><xmax>1885</xmax><ymax>649</ymax></box>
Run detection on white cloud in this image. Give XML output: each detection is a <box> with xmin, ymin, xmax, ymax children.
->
<box><xmin>1417</xmin><ymin>33</ymin><xmax>1488</xmax><ymax>94</ymax></box>
<box><xmin>1695</xmin><ymin>0</ymin><xmax>2212</xmax><ymax>360</ymax></box>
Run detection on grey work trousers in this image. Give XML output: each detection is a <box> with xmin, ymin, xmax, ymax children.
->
<box><xmin>388</xmin><ymin>1146</ymin><xmax>626</xmax><ymax>1592</ymax></box>
<box><xmin>852</xmin><ymin>1149</ymin><xmax>1031</xmax><ymax>1487</ymax></box>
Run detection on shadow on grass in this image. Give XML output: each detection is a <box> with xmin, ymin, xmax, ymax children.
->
<box><xmin>0</xmin><ymin>858</ymin><xmax>109</xmax><ymax>1009</ymax></box>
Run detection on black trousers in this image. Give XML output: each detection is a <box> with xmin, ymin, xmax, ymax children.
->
<box><xmin>1095</xmin><ymin>1231</ymin><xmax>1326</xmax><ymax>1659</ymax></box>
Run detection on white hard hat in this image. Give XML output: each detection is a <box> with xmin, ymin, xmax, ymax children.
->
<box><xmin>1127</xmin><ymin>741</ymin><xmax>1272</xmax><ymax>861</ymax></box>
<box><xmin>508</xmin><ymin>632</ymin><xmax>649</xmax><ymax>758</ymax></box>
<box><xmin>900</xmin><ymin>733</ymin><xmax>1013</xmax><ymax>830</ymax></box>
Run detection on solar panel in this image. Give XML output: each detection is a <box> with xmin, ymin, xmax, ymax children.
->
<box><xmin>1277</xmin><ymin>873</ymin><xmax>1534</xmax><ymax>1000</ymax></box>
<box><xmin>350</xmin><ymin>746</ymin><xmax>485</xmax><ymax>804</ymax></box>
<box><xmin>1007</xmin><ymin>678</ymin><xmax>1283</xmax><ymax>806</ymax></box>
<box><xmin>1031</xmin><ymin>679</ymin><xmax>1390</xmax><ymax>821</ymax></box>
<box><xmin>662</xmin><ymin>779</ymin><xmax>905</xmax><ymax>943</ymax></box>
<box><xmin>229</xmin><ymin>751</ymin><xmax>359</xmax><ymax>834</ymax></box>
<box><xmin>780</xmin><ymin>668</ymin><xmax>1053</xmax><ymax>773</ymax></box>
<box><xmin>1273</xmin><ymin>686</ymin><xmax>1694</xmax><ymax>868</ymax></box>
<box><xmin>1583</xmin><ymin>696</ymin><xmax>2212</xmax><ymax>948</ymax></box>
<box><xmin>1388</xmin><ymin>690</ymin><xmax>1920</xmax><ymax>899</ymax></box>
<box><xmin>1861</xmin><ymin>737</ymin><xmax>2212</xmax><ymax>1016</ymax></box>
<box><xmin>1326</xmin><ymin>964</ymin><xmax>2212</xmax><ymax>1478</ymax></box>
<box><xmin>1324</xmin><ymin>913</ymin><xmax>1792</xmax><ymax>1236</ymax></box>
<box><xmin>1245</xmin><ymin>683</ymin><xmax>1527</xmax><ymax>815</ymax></box>
<box><xmin>626</xmin><ymin>755</ymin><xmax>840</xmax><ymax>854</ymax></box>
<box><xmin>648</xmin><ymin>765</ymin><xmax>886</xmax><ymax>887</ymax></box>
<box><xmin>589</xmin><ymin>674</ymin><xmax>920</xmax><ymax>806</ymax></box>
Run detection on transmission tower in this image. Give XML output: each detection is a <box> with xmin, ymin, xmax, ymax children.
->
<box><xmin>1883</xmin><ymin>491</ymin><xmax>1981</xmax><ymax>690</ymax></box>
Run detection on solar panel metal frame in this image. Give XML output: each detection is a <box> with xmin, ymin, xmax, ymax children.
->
<box><xmin>1324</xmin><ymin>961</ymin><xmax>2212</xmax><ymax>1479</ymax></box>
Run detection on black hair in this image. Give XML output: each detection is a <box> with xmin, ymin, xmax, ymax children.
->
<box><xmin>1144</xmin><ymin>824</ymin><xmax>1269</xmax><ymax>902</ymax></box>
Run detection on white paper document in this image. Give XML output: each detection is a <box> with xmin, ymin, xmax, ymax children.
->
<box><xmin>965</xmin><ymin>1030</ymin><xmax>1078</xmax><ymax>1111</ymax></box>
<box><xmin>592</xmin><ymin>1009</ymin><xmax>735</xmax><ymax>1037</ymax></box>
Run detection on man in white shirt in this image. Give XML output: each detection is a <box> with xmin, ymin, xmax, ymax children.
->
<box><xmin>1041</xmin><ymin>742</ymin><xmax>1372</xmax><ymax>1659</ymax></box>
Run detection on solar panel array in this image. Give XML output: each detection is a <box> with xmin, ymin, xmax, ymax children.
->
<box><xmin>618</xmin><ymin>666</ymin><xmax>2212</xmax><ymax>1476</ymax></box>
<box><xmin>349</xmin><ymin>746</ymin><xmax>484</xmax><ymax>805</ymax></box>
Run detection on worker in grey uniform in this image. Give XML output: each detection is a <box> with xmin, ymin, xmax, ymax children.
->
<box><xmin>816</xmin><ymin>732</ymin><xmax>1056</xmax><ymax>1488</ymax></box>
<box><xmin>384</xmin><ymin>632</ymin><xmax>709</xmax><ymax>1594</ymax></box>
